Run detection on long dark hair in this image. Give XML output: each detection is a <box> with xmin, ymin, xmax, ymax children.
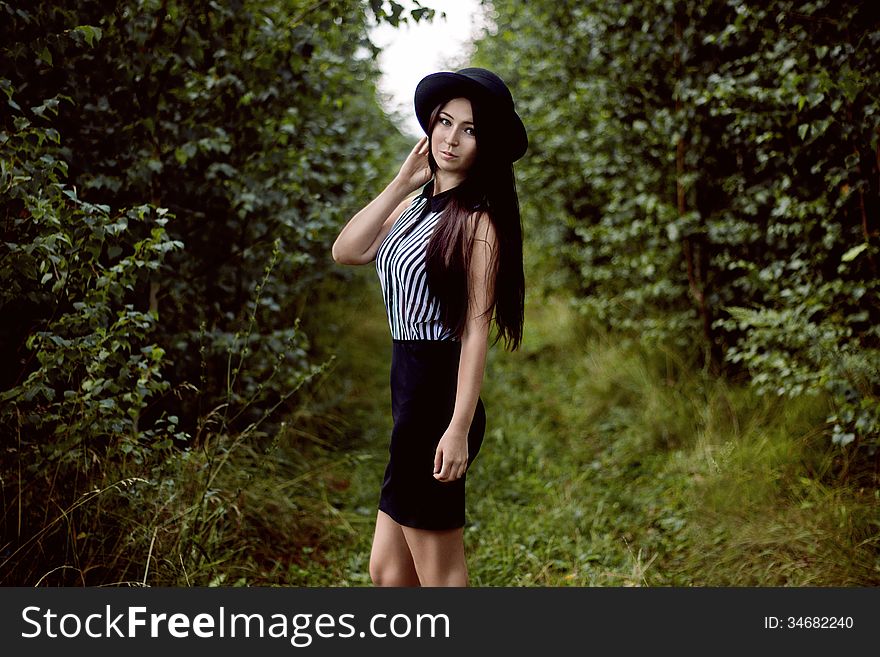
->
<box><xmin>423</xmin><ymin>97</ymin><xmax>525</xmax><ymax>351</ymax></box>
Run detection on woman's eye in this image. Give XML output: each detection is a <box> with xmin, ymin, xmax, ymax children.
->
<box><xmin>466</xmin><ymin>127</ymin><xmax>476</xmax><ymax>136</ymax></box>
<box><xmin>440</xmin><ymin>118</ymin><xmax>451</xmax><ymax>126</ymax></box>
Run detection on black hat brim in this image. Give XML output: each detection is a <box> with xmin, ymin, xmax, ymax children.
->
<box><xmin>414</xmin><ymin>72</ymin><xmax>528</xmax><ymax>162</ymax></box>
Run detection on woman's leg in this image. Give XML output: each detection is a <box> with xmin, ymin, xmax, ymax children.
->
<box><xmin>400</xmin><ymin>525</ymin><xmax>468</xmax><ymax>587</ymax></box>
<box><xmin>369</xmin><ymin>510</ymin><xmax>421</xmax><ymax>587</ymax></box>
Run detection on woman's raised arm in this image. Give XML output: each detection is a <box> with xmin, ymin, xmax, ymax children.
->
<box><xmin>332</xmin><ymin>137</ymin><xmax>432</xmax><ymax>265</ymax></box>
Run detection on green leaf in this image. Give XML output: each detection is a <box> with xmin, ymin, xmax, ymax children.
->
<box><xmin>840</xmin><ymin>243</ymin><xmax>867</xmax><ymax>263</ymax></box>
<box><xmin>74</xmin><ymin>25</ymin><xmax>103</xmax><ymax>47</ymax></box>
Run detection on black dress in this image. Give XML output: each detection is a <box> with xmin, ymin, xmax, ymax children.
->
<box><xmin>373</xmin><ymin>183</ymin><xmax>487</xmax><ymax>530</ymax></box>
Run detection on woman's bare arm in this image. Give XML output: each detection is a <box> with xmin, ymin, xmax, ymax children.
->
<box><xmin>433</xmin><ymin>212</ymin><xmax>497</xmax><ymax>482</ymax></box>
<box><xmin>332</xmin><ymin>137</ymin><xmax>431</xmax><ymax>265</ymax></box>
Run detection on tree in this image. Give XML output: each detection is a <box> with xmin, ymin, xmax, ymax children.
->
<box><xmin>0</xmin><ymin>0</ymin><xmax>433</xmax><ymax>584</ymax></box>
<box><xmin>473</xmin><ymin>0</ymin><xmax>879</xmax><ymax>456</ymax></box>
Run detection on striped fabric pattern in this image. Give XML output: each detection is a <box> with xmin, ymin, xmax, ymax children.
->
<box><xmin>375</xmin><ymin>192</ymin><xmax>457</xmax><ymax>341</ymax></box>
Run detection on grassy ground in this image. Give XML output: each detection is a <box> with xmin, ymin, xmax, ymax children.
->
<box><xmin>15</xmin><ymin>264</ymin><xmax>872</xmax><ymax>586</ymax></box>
<box><xmin>276</xmin><ymin>268</ymin><xmax>879</xmax><ymax>586</ymax></box>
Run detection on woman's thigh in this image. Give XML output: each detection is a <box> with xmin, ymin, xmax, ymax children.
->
<box><xmin>400</xmin><ymin>524</ymin><xmax>468</xmax><ymax>587</ymax></box>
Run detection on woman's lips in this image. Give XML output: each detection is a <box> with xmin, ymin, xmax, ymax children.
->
<box><xmin>439</xmin><ymin>150</ymin><xmax>457</xmax><ymax>160</ymax></box>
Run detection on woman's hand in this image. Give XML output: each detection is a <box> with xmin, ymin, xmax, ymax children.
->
<box><xmin>433</xmin><ymin>426</ymin><xmax>469</xmax><ymax>482</ymax></box>
<box><xmin>394</xmin><ymin>136</ymin><xmax>432</xmax><ymax>195</ymax></box>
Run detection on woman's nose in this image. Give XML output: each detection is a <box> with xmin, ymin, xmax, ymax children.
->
<box><xmin>445</xmin><ymin>129</ymin><xmax>459</xmax><ymax>146</ymax></box>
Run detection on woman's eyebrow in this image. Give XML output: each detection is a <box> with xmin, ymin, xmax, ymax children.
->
<box><xmin>439</xmin><ymin>110</ymin><xmax>474</xmax><ymax>125</ymax></box>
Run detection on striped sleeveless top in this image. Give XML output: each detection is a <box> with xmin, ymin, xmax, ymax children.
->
<box><xmin>375</xmin><ymin>183</ymin><xmax>457</xmax><ymax>341</ymax></box>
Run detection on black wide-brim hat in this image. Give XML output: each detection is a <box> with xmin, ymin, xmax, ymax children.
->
<box><xmin>414</xmin><ymin>67</ymin><xmax>528</xmax><ymax>162</ymax></box>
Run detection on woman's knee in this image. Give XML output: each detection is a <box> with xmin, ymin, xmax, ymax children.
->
<box><xmin>369</xmin><ymin>557</ymin><xmax>419</xmax><ymax>587</ymax></box>
<box><xmin>417</xmin><ymin>563</ymin><xmax>468</xmax><ymax>587</ymax></box>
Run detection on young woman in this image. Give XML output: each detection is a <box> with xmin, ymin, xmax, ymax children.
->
<box><xmin>332</xmin><ymin>68</ymin><xmax>527</xmax><ymax>587</ymax></box>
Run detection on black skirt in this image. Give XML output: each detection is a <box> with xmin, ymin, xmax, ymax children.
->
<box><xmin>378</xmin><ymin>339</ymin><xmax>486</xmax><ymax>530</ymax></box>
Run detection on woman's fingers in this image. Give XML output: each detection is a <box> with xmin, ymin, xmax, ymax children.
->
<box><xmin>407</xmin><ymin>135</ymin><xmax>427</xmax><ymax>160</ymax></box>
<box><xmin>399</xmin><ymin>136</ymin><xmax>429</xmax><ymax>184</ymax></box>
<box><xmin>433</xmin><ymin>446</ymin><xmax>443</xmax><ymax>476</ymax></box>
<box><xmin>432</xmin><ymin>449</ymin><xmax>467</xmax><ymax>482</ymax></box>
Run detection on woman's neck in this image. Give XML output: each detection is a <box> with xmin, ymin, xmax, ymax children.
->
<box><xmin>432</xmin><ymin>170</ymin><xmax>466</xmax><ymax>195</ymax></box>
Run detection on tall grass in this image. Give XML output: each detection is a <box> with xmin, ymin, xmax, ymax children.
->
<box><xmin>284</xmin><ymin>272</ymin><xmax>879</xmax><ymax>586</ymax></box>
<box><xmin>2</xmin><ymin>252</ymin><xmax>347</xmax><ymax>586</ymax></box>
<box><xmin>13</xmin><ymin>260</ymin><xmax>874</xmax><ymax>586</ymax></box>
<box><xmin>464</xmin><ymin>292</ymin><xmax>879</xmax><ymax>585</ymax></box>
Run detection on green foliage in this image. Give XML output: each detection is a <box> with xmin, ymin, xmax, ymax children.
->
<box><xmin>1</xmin><ymin>0</ymin><xmax>416</xmax><ymax>433</ymax></box>
<box><xmin>0</xmin><ymin>79</ymin><xmax>181</xmax><ymax>458</ymax></box>
<box><xmin>473</xmin><ymin>0</ymin><xmax>880</xmax><ymax>453</ymax></box>
<box><xmin>293</xmin><ymin>290</ymin><xmax>880</xmax><ymax>585</ymax></box>
<box><xmin>466</xmin><ymin>295</ymin><xmax>876</xmax><ymax>585</ymax></box>
<box><xmin>0</xmin><ymin>75</ymin><xmax>185</xmax><ymax>583</ymax></box>
<box><xmin>0</xmin><ymin>0</ymin><xmax>428</xmax><ymax>584</ymax></box>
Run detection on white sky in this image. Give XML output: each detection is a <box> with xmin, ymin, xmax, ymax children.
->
<box><xmin>369</xmin><ymin>0</ymin><xmax>489</xmax><ymax>138</ymax></box>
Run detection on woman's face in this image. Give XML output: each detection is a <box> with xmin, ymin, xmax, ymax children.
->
<box><xmin>431</xmin><ymin>97</ymin><xmax>477</xmax><ymax>178</ymax></box>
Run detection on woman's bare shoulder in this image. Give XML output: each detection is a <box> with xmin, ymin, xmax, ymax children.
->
<box><xmin>467</xmin><ymin>210</ymin><xmax>497</xmax><ymax>248</ymax></box>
